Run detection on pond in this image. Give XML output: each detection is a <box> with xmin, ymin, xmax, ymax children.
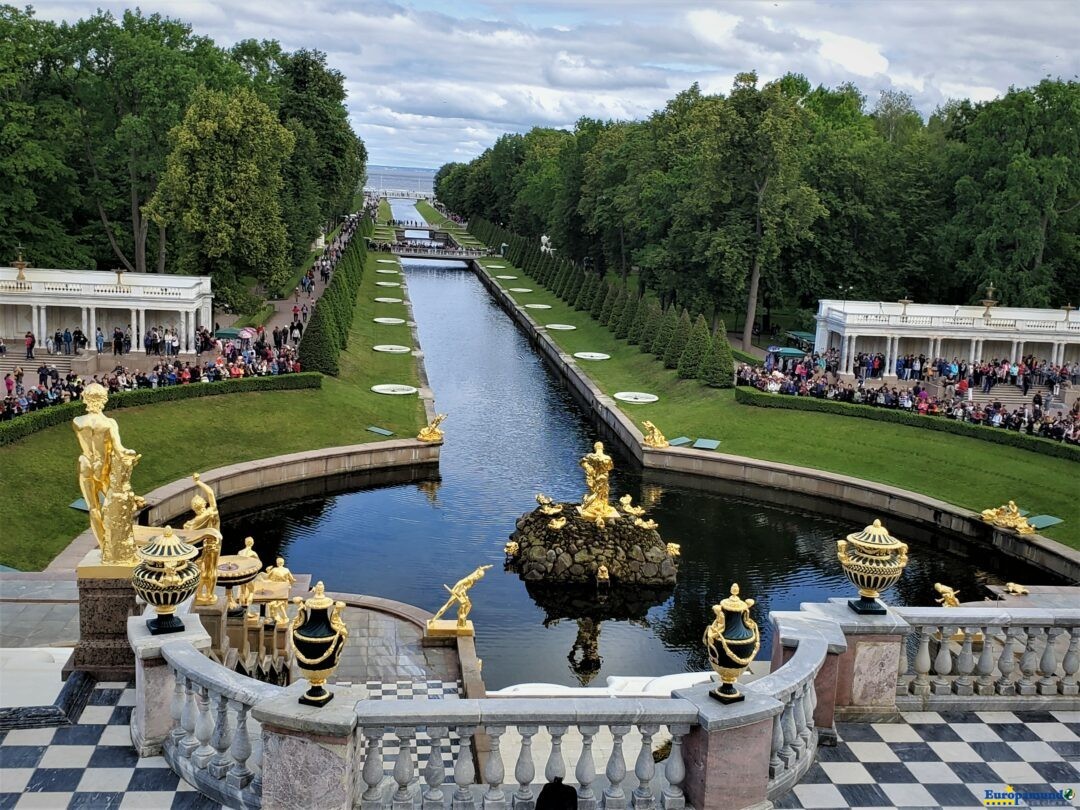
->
<box><xmin>221</xmin><ymin>202</ymin><xmax>1060</xmax><ymax>689</ymax></box>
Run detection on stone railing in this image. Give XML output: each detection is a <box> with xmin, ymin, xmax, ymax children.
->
<box><xmin>353</xmin><ymin>698</ymin><xmax>699</xmax><ymax>809</ymax></box>
<box><xmin>893</xmin><ymin>606</ymin><xmax>1080</xmax><ymax>711</ymax></box>
<box><xmin>823</xmin><ymin>308</ymin><xmax>1076</xmax><ymax>333</ymax></box>
<box><xmin>160</xmin><ymin>638</ymin><xmax>284</xmax><ymax>808</ymax></box>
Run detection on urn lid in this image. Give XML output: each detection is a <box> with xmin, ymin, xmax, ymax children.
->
<box><xmin>719</xmin><ymin>582</ymin><xmax>755</xmax><ymax>613</ymax></box>
<box><xmin>137</xmin><ymin>526</ymin><xmax>197</xmax><ymax>565</ymax></box>
<box><xmin>298</xmin><ymin>581</ymin><xmax>334</xmax><ymax>610</ymax></box>
<box><xmin>845</xmin><ymin>519</ymin><xmax>904</xmax><ymax>553</ymax></box>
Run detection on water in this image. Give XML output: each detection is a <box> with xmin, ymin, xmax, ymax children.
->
<box><xmin>367</xmin><ymin>166</ymin><xmax>436</xmax><ymax>195</ymax></box>
<box><xmin>221</xmin><ymin>203</ymin><xmax>1062</xmax><ymax>689</ymax></box>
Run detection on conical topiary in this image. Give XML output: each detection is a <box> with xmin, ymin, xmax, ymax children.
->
<box><xmin>678</xmin><ymin>314</ymin><xmax>712</xmax><ymax>379</ymax></box>
<box><xmin>574</xmin><ymin>274</ymin><xmax>597</xmax><ymax>310</ymax></box>
<box><xmin>606</xmin><ymin>287</ymin><xmax>629</xmax><ymax>330</ymax></box>
<box><xmin>616</xmin><ymin>294</ymin><xmax>639</xmax><ymax>340</ymax></box>
<box><xmin>663</xmin><ymin>309</ymin><xmax>692</xmax><ymax>369</ymax></box>
<box><xmin>563</xmin><ymin>266</ymin><xmax>584</xmax><ymax>303</ymax></box>
<box><xmin>699</xmin><ymin>320</ymin><xmax>736</xmax><ymax>388</ymax></box>
<box><xmin>635</xmin><ymin>299</ymin><xmax>661</xmax><ymax>350</ymax></box>
<box><xmin>595</xmin><ymin>282</ymin><xmax>617</xmax><ymax>323</ymax></box>
<box><xmin>649</xmin><ymin>305</ymin><xmax>677</xmax><ymax>356</ymax></box>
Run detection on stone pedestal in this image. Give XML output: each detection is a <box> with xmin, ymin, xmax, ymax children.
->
<box><xmin>769</xmin><ymin>612</ymin><xmax>848</xmax><ymax>744</ymax></box>
<box><xmin>425</xmin><ymin>619</ymin><xmax>474</xmax><ymax>638</ymax></box>
<box><xmin>673</xmin><ymin>683</ymin><xmax>782</xmax><ymax>810</ymax></box>
<box><xmin>192</xmin><ymin>596</ymin><xmax>228</xmax><ymax>657</ymax></box>
<box><xmin>128</xmin><ymin>614</ymin><xmax>211</xmax><ymax>756</ymax></box>
<box><xmin>63</xmin><ymin>549</ymin><xmax>139</xmax><ymax>681</ymax></box>
<box><xmin>802</xmin><ymin>599</ymin><xmax>910</xmax><ymax>723</ymax></box>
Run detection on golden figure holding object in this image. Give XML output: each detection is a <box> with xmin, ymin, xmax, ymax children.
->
<box><xmin>73</xmin><ymin>383</ymin><xmax>143</xmax><ymax>566</ymax></box>
<box><xmin>577</xmin><ymin>441</ymin><xmax>620</xmax><ymax>521</ymax></box>
<box><xmin>236</xmin><ymin>537</ymin><xmax>261</xmax><ymax>617</ymax></box>
<box><xmin>619</xmin><ymin>494</ymin><xmax>645</xmax><ymax>517</ymax></box>
<box><xmin>540</xmin><ymin>503</ymin><xmax>563</xmax><ymax>516</ymax></box>
<box><xmin>183</xmin><ymin>473</ymin><xmax>220</xmax><ymax>533</ymax></box>
<box><xmin>980</xmin><ymin>501</ymin><xmax>1035</xmax><ymax>534</ymax></box>
<box><xmin>641</xmin><ymin>420</ymin><xmax>669</xmax><ymax>449</ymax></box>
<box><xmin>427</xmin><ymin>564</ymin><xmax>492</xmax><ymax>637</ymax></box>
<box><xmin>703</xmin><ymin>584</ymin><xmax>760</xmax><ymax>704</ymax></box>
<box><xmin>536</xmin><ymin>493</ymin><xmax>553</xmax><ymax>506</ymax></box>
<box><xmin>634</xmin><ymin>518</ymin><xmax>658</xmax><ymax>530</ymax></box>
<box><xmin>263</xmin><ymin>557</ymin><xmax>297</xmax><ymax>626</ymax></box>
<box><xmin>548</xmin><ymin>517</ymin><xmax>567</xmax><ymax>530</ymax></box>
<box><xmin>417</xmin><ymin>413</ymin><xmax>447</xmax><ymax>443</ymax></box>
<box><xmin>934</xmin><ymin>583</ymin><xmax>960</xmax><ymax>607</ymax></box>
<box><xmin>837</xmin><ymin>519</ymin><xmax>909</xmax><ymax>614</ymax></box>
<box><xmin>194</xmin><ymin>534</ymin><xmax>221</xmax><ymax>606</ymax></box>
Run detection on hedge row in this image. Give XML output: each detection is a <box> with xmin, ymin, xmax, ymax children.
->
<box><xmin>734</xmin><ymin>386</ymin><xmax>1080</xmax><ymax>463</ymax></box>
<box><xmin>298</xmin><ymin>221</ymin><xmax>370</xmax><ymax>375</ymax></box>
<box><xmin>0</xmin><ymin>373</ymin><xmax>323</xmax><ymax>448</ymax></box>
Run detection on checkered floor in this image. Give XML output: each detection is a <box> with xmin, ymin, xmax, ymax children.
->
<box><xmin>773</xmin><ymin>710</ymin><xmax>1080</xmax><ymax>809</ymax></box>
<box><xmin>0</xmin><ymin>679</ymin><xmax>462</xmax><ymax>809</ymax></box>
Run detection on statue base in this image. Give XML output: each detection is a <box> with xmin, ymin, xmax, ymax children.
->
<box><xmin>847</xmin><ymin>596</ymin><xmax>887</xmax><ymax>615</ymax></box>
<box><xmin>145</xmin><ymin>614</ymin><xmax>185</xmax><ymax>635</ymax></box>
<box><xmin>425</xmin><ymin>619</ymin><xmax>474</xmax><ymax>638</ymax></box>
<box><xmin>63</xmin><ymin>548</ymin><xmax>138</xmax><ymax>681</ymax></box>
<box><xmin>709</xmin><ymin>685</ymin><xmax>745</xmax><ymax>704</ymax></box>
<box><xmin>298</xmin><ymin>685</ymin><xmax>333</xmax><ymax>707</ymax></box>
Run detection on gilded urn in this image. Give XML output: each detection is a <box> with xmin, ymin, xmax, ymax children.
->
<box><xmin>836</xmin><ymin>519</ymin><xmax>909</xmax><ymax>614</ymax></box>
<box><xmin>132</xmin><ymin>526</ymin><xmax>201</xmax><ymax>635</ymax></box>
<box><xmin>290</xmin><ymin>582</ymin><xmax>349</xmax><ymax>707</ymax></box>
<box><xmin>703</xmin><ymin>583</ymin><xmax>760</xmax><ymax>704</ymax></box>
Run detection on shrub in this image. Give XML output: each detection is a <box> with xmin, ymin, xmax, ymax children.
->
<box><xmin>699</xmin><ymin>320</ymin><xmax>736</xmax><ymax>387</ymax></box>
<box><xmin>662</xmin><ymin>309</ymin><xmax>692</xmax><ymax>368</ymax></box>
<box><xmin>574</xmin><ymin>274</ymin><xmax>597</xmax><ymax>310</ymax></box>
<box><xmin>678</xmin><ymin>314</ymin><xmax>711</xmax><ymax>378</ymax></box>
<box><xmin>606</xmin><ymin>287</ymin><xmax>629</xmax><ymax>329</ymax></box>
<box><xmin>617</xmin><ymin>294</ymin><xmax>640</xmax><ymax>341</ymax></box>
<box><xmin>299</xmin><ymin>226</ymin><xmax>367</xmax><ymax>374</ymax></box>
<box><xmin>598</xmin><ymin>283</ymin><xmax>619</xmax><ymax>325</ymax></box>
<box><xmin>635</xmin><ymin>300</ymin><xmax>661</xmax><ymax>350</ymax></box>
<box><xmin>649</xmin><ymin>305</ymin><xmax>676</xmax><ymax>356</ymax></box>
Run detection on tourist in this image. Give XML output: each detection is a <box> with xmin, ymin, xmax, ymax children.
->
<box><xmin>95</xmin><ymin>328</ymin><xmax>104</xmax><ymax>353</ymax></box>
<box><xmin>24</xmin><ymin>331</ymin><xmax>35</xmax><ymax>359</ymax></box>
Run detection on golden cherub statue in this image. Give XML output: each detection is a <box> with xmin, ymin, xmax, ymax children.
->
<box><xmin>635</xmin><ymin>517</ymin><xmax>658</xmax><ymax>530</ymax></box>
<box><xmin>934</xmin><ymin>582</ymin><xmax>960</xmax><ymax>607</ymax></box>
<box><xmin>1004</xmin><ymin>582</ymin><xmax>1029</xmax><ymax>595</ymax></box>
<box><xmin>430</xmin><ymin>565</ymin><xmax>492</xmax><ymax>628</ymax></box>
<box><xmin>548</xmin><ymin>517</ymin><xmax>567</xmax><ymax>530</ymax></box>
<box><xmin>504</xmin><ymin>541</ymin><xmax>519</xmax><ymax>557</ymax></box>
<box><xmin>980</xmin><ymin>500</ymin><xmax>1036</xmax><ymax>534</ymax></box>
<box><xmin>417</xmin><ymin>413</ymin><xmax>447</xmax><ymax>442</ymax></box>
<box><xmin>183</xmin><ymin>473</ymin><xmax>220</xmax><ymax>533</ymax></box>
<box><xmin>73</xmin><ymin>383</ymin><xmax>143</xmax><ymax>565</ymax></box>
<box><xmin>237</xmin><ymin>537</ymin><xmax>261</xmax><ymax>618</ymax></box>
<box><xmin>619</xmin><ymin>494</ymin><xmax>645</xmax><ymax>517</ymax></box>
<box><xmin>641</xmin><ymin>420</ymin><xmax>669</xmax><ymax>449</ymax></box>
<box><xmin>540</xmin><ymin>502</ymin><xmax>563</xmax><ymax>516</ymax></box>
<box><xmin>666</xmin><ymin>542</ymin><xmax>681</xmax><ymax>557</ymax></box>
<box><xmin>536</xmin><ymin>493</ymin><xmax>553</xmax><ymax>506</ymax></box>
<box><xmin>577</xmin><ymin>441</ymin><xmax>620</xmax><ymax>521</ymax></box>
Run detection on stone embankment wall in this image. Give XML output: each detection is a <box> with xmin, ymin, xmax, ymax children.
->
<box><xmin>471</xmin><ymin>261</ymin><xmax>1080</xmax><ymax>583</ymax></box>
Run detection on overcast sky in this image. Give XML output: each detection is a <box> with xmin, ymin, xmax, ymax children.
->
<box><xmin>35</xmin><ymin>0</ymin><xmax>1080</xmax><ymax>169</ymax></box>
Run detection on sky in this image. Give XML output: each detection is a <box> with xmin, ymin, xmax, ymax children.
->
<box><xmin>34</xmin><ymin>0</ymin><xmax>1080</xmax><ymax>169</ymax></box>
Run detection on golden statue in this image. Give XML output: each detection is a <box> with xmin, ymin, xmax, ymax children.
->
<box><xmin>980</xmin><ymin>500</ymin><xmax>1036</xmax><ymax>534</ymax></box>
<box><xmin>183</xmin><ymin>473</ymin><xmax>220</xmax><ymax>533</ymax></box>
<box><xmin>417</xmin><ymin>413</ymin><xmax>447</xmax><ymax>442</ymax></box>
<box><xmin>504</xmin><ymin>541</ymin><xmax>519</xmax><ymax>557</ymax></box>
<box><xmin>596</xmin><ymin>564</ymin><xmax>610</xmax><ymax>582</ymax></box>
<box><xmin>1004</xmin><ymin>582</ymin><xmax>1029</xmax><ymax>595</ymax></box>
<box><xmin>641</xmin><ymin>420</ymin><xmax>669</xmax><ymax>449</ymax></box>
<box><xmin>540</xmin><ymin>503</ymin><xmax>563</xmax><ymax>516</ymax></box>
<box><xmin>237</xmin><ymin>537</ymin><xmax>261</xmax><ymax>618</ymax></box>
<box><xmin>263</xmin><ymin>556</ymin><xmax>297</xmax><ymax>623</ymax></box>
<box><xmin>634</xmin><ymin>517</ymin><xmax>658</xmax><ymax>530</ymax></box>
<box><xmin>666</xmin><ymin>542</ymin><xmax>681</xmax><ymax>557</ymax></box>
<box><xmin>536</xmin><ymin>493</ymin><xmax>553</xmax><ymax>506</ymax></box>
<box><xmin>548</xmin><ymin>517</ymin><xmax>567</xmax><ymax>530</ymax></box>
<box><xmin>934</xmin><ymin>582</ymin><xmax>960</xmax><ymax>607</ymax></box>
<box><xmin>73</xmin><ymin>382</ymin><xmax>142</xmax><ymax>564</ymax></box>
<box><xmin>194</xmin><ymin>534</ymin><xmax>221</xmax><ymax>606</ymax></box>
<box><xmin>577</xmin><ymin>441</ymin><xmax>620</xmax><ymax>521</ymax></box>
<box><xmin>430</xmin><ymin>565</ymin><xmax>492</xmax><ymax>628</ymax></box>
<box><xmin>619</xmin><ymin>494</ymin><xmax>645</xmax><ymax>517</ymax></box>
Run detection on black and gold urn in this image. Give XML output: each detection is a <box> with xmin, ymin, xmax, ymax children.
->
<box><xmin>837</xmin><ymin>518</ymin><xmax>909</xmax><ymax>614</ymax></box>
<box><xmin>703</xmin><ymin>583</ymin><xmax>760</xmax><ymax>704</ymax></box>
<box><xmin>290</xmin><ymin>582</ymin><xmax>349</xmax><ymax>707</ymax></box>
<box><xmin>131</xmin><ymin>526</ymin><xmax>201</xmax><ymax>635</ymax></box>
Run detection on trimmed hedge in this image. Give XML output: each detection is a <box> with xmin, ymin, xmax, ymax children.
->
<box><xmin>0</xmin><ymin>373</ymin><xmax>323</xmax><ymax>447</ymax></box>
<box><xmin>734</xmin><ymin>386</ymin><xmax>1080</xmax><ymax>463</ymax></box>
<box><xmin>298</xmin><ymin>224</ymin><xmax>369</xmax><ymax>375</ymax></box>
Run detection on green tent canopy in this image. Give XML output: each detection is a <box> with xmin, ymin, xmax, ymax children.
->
<box><xmin>768</xmin><ymin>346</ymin><xmax>808</xmax><ymax>359</ymax></box>
<box><xmin>215</xmin><ymin>327</ymin><xmax>241</xmax><ymax>339</ymax></box>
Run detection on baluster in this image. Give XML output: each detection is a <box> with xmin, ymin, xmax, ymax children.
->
<box><xmin>912</xmin><ymin>627</ymin><xmax>932</xmax><ymax>696</ymax></box>
<box><xmin>604</xmin><ymin>725</ymin><xmax>630</xmax><ymax>810</ymax></box>
<box><xmin>1039</xmin><ymin>628</ymin><xmax>1060</xmax><ymax>695</ymax></box>
<box><xmin>575</xmin><ymin>725</ymin><xmax>598</xmax><ymax>810</ymax></box>
<box><xmin>790</xmin><ymin>689</ymin><xmax>807</xmax><ymax>758</ymax></box>
<box><xmin>897</xmin><ymin>635</ymin><xmax>910</xmax><ymax>696</ymax></box>
<box><xmin>250</xmin><ymin>729</ymin><xmax>264</xmax><ymax>798</ymax></box>
<box><xmin>512</xmin><ymin>725</ymin><xmax>537</xmax><ymax>810</ymax></box>
<box><xmin>392</xmin><ymin>727</ymin><xmax>416</xmax><ymax>810</ymax></box>
<box><xmin>768</xmin><ymin>712</ymin><xmax>784</xmax><ymax>778</ymax></box>
<box><xmin>179</xmin><ymin>677</ymin><xmax>199</xmax><ymax>757</ymax></box>
<box><xmin>975</xmin><ymin>626</ymin><xmax>997</xmax><ymax>695</ymax></box>
<box><xmin>661</xmin><ymin>725</ymin><xmax>689</xmax><ymax>810</ymax></box>
<box><xmin>453</xmin><ymin>725</ymin><xmax>478</xmax><ymax>810</ymax></box>
<box><xmin>192</xmin><ymin>685</ymin><xmax>215</xmax><ymax>769</ymax></box>
<box><xmin>225</xmin><ymin>702</ymin><xmax>254</xmax><ymax>790</ymax></box>
<box><xmin>482</xmin><ymin>725</ymin><xmax>507</xmax><ymax>809</ymax></box>
<box><xmin>954</xmin><ymin>628</ymin><xmax>976</xmax><ymax>695</ymax></box>
<box><xmin>632</xmin><ymin>723</ymin><xmax>659</xmax><ymax>810</ymax></box>
<box><xmin>360</xmin><ymin>727</ymin><xmax>386</xmax><ymax>810</ymax></box>
<box><xmin>1018</xmin><ymin>626</ymin><xmax>1039</xmax><ymax>695</ymax></box>
<box><xmin>1061</xmin><ymin>627</ymin><xmax>1080</xmax><ymax>696</ymax></box>
<box><xmin>779</xmin><ymin>697</ymin><xmax>797</xmax><ymax>768</ymax></box>
<box><xmin>544</xmin><ymin>726</ymin><xmax>567</xmax><ymax>783</ymax></box>
<box><xmin>169</xmin><ymin>668</ymin><xmax>185</xmax><ymax>747</ymax></box>
<box><xmin>931</xmin><ymin>627</ymin><xmax>954</xmax><ymax>695</ymax></box>
<box><xmin>423</xmin><ymin>725</ymin><xmax>449</xmax><ymax>810</ymax></box>
<box><xmin>799</xmin><ymin>682</ymin><xmax>814</xmax><ymax>747</ymax></box>
<box><xmin>208</xmin><ymin>693</ymin><xmax>233</xmax><ymax>779</ymax></box>
<box><xmin>995</xmin><ymin>627</ymin><xmax>1018</xmax><ymax>695</ymax></box>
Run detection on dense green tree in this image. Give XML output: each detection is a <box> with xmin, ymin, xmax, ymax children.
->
<box><xmin>699</xmin><ymin>321</ymin><xmax>736</xmax><ymax>387</ymax></box>
<box><xmin>598</xmin><ymin>283</ymin><xmax>619</xmax><ymax>325</ymax></box>
<box><xmin>650</xmin><ymin>305</ymin><xmax>677</xmax><ymax>357</ymax></box>
<box><xmin>663</xmin><ymin>309</ymin><xmax>692</xmax><ymax>369</ymax></box>
<box><xmin>591</xmin><ymin>281</ymin><xmax>613</xmax><ymax>321</ymax></box>
<box><xmin>574</xmin><ymin>274</ymin><xmax>598</xmax><ymax>310</ymax></box>
<box><xmin>606</xmin><ymin>287</ymin><xmax>629</xmax><ymax>329</ymax></box>
<box><xmin>678</xmin><ymin>314</ymin><xmax>711</xmax><ymax>378</ymax></box>
<box><xmin>617</xmin><ymin>294</ymin><xmax>640</xmax><ymax>341</ymax></box>
<box><xmin>635</xmin><ymin>299</ymin><xmax>661</xmax><ymax>349</ymax></box>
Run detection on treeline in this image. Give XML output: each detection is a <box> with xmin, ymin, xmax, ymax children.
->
<box><xmin>1</xmin><ymin>6</ymin><xmax>366</xmax><ymax>310</ymax></box>
<box><xmin>437</xmin><ymin>73</ymin><xmax>1079</xmax><ymax>347</ymax></box>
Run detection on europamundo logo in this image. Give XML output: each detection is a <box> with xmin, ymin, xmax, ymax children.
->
<box><xmin>983</xmin><ymin>785</ymin><xmax>1075</xmax><ymax>806</ymax></box>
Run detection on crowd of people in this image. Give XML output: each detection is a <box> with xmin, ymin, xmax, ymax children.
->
<box><xmin>738</xmin><ymin>351</ymin><xmax>1080</xmax><ymax>445</ymax></box>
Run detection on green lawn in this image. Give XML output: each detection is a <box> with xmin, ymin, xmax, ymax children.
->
<box><xmin>468</xmin><ymin>254</ymin><xmax>1080</xmax><ymax>551</ymax></box>
<box><xmin>0</xmin><ymin>251</ymin><xmax>424</xmax><ymax>571</ymax></box>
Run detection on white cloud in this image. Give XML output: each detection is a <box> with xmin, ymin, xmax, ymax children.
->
<box><xmin>810</xmin><ymin>31</ymin><xmax>889</xmax><ymax>77</ymax></box>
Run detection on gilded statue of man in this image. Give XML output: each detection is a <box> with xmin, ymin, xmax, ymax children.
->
<box><xmin>578</xmin><ymin>441</ymin><xmax>620</xmax><ymax>520</ymax></box>
<box><xmin>237</xmin><ymin>537</ymin><xmax>261</xmax><ymax>617</ymax></box>
<box><xmin>183</xmin><ymin>473</ymin><xmax>220</xmax><ymax>533</ymax></box>
<box><xmin>195</xmin><ymin>535</ymin><xmax>221</xmax><ymax>606</ymax></box>
<box><xmin>430</xmin><ymin>565</ymin><xmax>492</xmax><ymax>627</ymax></box>
<box><xmin>73</xmin><ymin>383</ymin><xmax>142</xmax><ymax>564</ymax></box>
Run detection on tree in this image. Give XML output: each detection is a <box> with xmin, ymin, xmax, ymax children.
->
<box><xmin>663</xmin><ymin>309</ymin><xmax>692</xmax><ymax>368</ymax></box>
<box><xmin>699</xmin><ymin>321</ymin><xmax>736</xmax><ymax>387</ymax></box>
<box><xmin>606</xmin><ymin>287</ymin><xmax>629</xmax><ymax>329</ymax></box>
<box><xmin>678</xmin><ymin>314</ymin><xmax>711</xmax><ymax>378</ymax></box>
<box><xmin>148</xmin><ymin>86</ymin><xmax>295</xmax><ymax>304</ymax></box>
<box><xmin>635</xmin><ymin>299</ymin><xmax>662</xmax><ymax>350</ymax></box>
<box><xmin>598</xmin><ymin>283</ymin><xmax>620</xmax><ymax>325</ymax></box>
<box><xmin>650</xmin><ymin>306</ymin><xmax>676</xmax><ymax>357</ymax></box>
<box><xmin>574</xmin><ymin>274</ymin><xmax>598</xmax><ymax>310</ymax></box>
<box><xmin>872</xmin><ymin>89</ymin><xmax>922</xmax><ymax>146</ymax></box>
<box><xmin>592</xmin><ymin>281</ymin><xmax>614</xmax><ymax>321</ymax></box>
<box><xmin>617</xmin><ymin>294</ymin><xmax>640</xmax><ymax>341</ymax></box>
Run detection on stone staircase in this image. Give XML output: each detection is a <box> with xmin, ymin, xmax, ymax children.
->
<box><xmin>0</xmin><ymin>352</ymin><xmax>75</xmax><ymax>383</ymax></box>
<box><xmin>966</xmin><ymin>381</ymin><xmax>1071</xmax><ymax>412</ymax></box>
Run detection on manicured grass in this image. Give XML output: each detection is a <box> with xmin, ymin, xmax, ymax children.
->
<box><xmin>378</xmin><ymin>197</ymin><xmax>392</xmax><ymax>223</ymax></box>
<box><xmin>414</xmin><ymin>201</ymin><xmax>482</xmax><ymax>247</ymax></box>
<box><xmin>470</xmin><ymin>255</ymin><xmax>1080</xmax><ymax>551</ymax></box>
<box><xmin>0</xmin><ymin>250</ymin><xmax>424</xmax><ymax>571</ymax></box>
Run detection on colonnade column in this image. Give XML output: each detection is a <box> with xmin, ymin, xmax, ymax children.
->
<box><xmin>89</xmin><ymin>307</ymin><xmax>97</xmax><ymax>352</ymax></box>
<box><xmin>968</xmin><ymin>337</ymin><xmax>977</xmax><ymax>363</ymax></box>
<box><xmin>1017</xmin><ymin>341</ymin><xmax>1025</xmax><ymax>361</ymax></box>
<box><xmin>839</xmin><ymin>333</ymin><xmax>850</xmax><ymax>376</ymax></box>
<box><xmin>81</xmin><ymin>307</ymin><xmax>88</xmax><ymax>344</ymax></box>
<box><xmin>884</xmin><ymin>336</ymin><xmax>896</xmax><ymax>377</ymax></box>
<box><xmin>846</xmin><ymin>335</ymin><xmax>857</xmax><ymax>375</ymax></box>
<box><xmin>187</xmin><ymin>310</ymin><xmax>196</xmax><ymax>352</ymax></box>
<box><xmin>129</xmin><ymin>307</ymin><xmax>137</xmax><ymax>348</ymax></box>
<box><xmin>138</xmin><ymin>310</ymin><xmax>146</xmax><ymax>353</ymax></box>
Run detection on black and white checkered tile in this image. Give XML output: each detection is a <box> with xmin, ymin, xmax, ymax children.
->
<box><xmin>0</xmin><ymin>679</ymin><xmax>462</xmax><ymax>809</ymax></box>
<box><xmin>773</xmin><ymin>710</ymin><xmax>1080</xmax><ymax>809</ymax></box>
<box><xmin>358</xmin><ymin>680</ymin><xmax>463</xmax><ymax>777</ymax></box>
